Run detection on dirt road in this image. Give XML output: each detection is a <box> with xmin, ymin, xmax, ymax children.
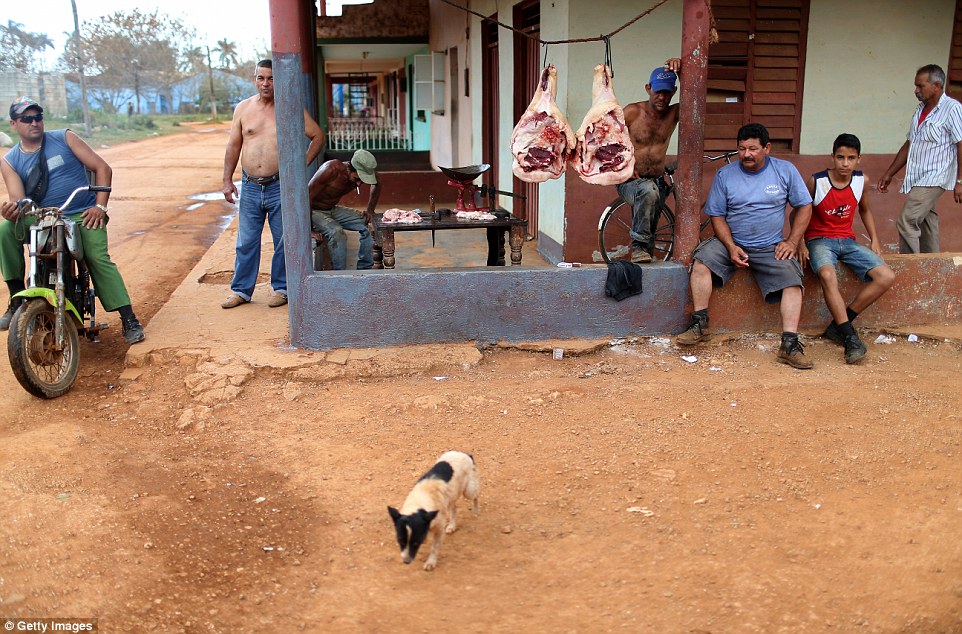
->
<box><xmin>1</xmin><ymin>126</ymin><xmax>961</xmax><ymax>633</ymax></box>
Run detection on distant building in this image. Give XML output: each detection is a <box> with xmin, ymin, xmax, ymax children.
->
<box><xmin>64</xmin><ymin>70</ymin><xmax>250</xmax><ymax>115</ymax></box>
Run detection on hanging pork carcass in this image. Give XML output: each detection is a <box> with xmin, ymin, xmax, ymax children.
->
<box><xmin>573</xmin><ymin>64</ymin><xmax>635</xmax><ymax>185</ymax></box>
<box><xmin>509</xmin><ymin>65</ymin><xmax>576</xmax><ymax>183</ymax></box>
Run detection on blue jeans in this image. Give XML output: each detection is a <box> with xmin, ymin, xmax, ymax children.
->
<box><xmin>616</xmin><ymin>177</ymin><xmax>663</xmax><ymax>252</ymax></box>
<box><xmin>806</xmin><ymin>237</ymin><xmax>886</xmax><ymax>281</ymax></box>
<box><xmin>311</xmin><ymin>205</ymin><xmax>373</xmax><ymax>270</ymax></box>
<box><xmin>231</xmin><ymin>177</ymin><xmax>285</xmax><ymax>300</ymax></box>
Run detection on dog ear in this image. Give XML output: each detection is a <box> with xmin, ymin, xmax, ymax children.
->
<box><xmin>388</xmin><ymin>506</ymin><xmax>401</xmax><ymax>521</ymax></box>
<box><xmin>420</xmin><ymin>509</ymin><xmax>439</xmax><ymax>524</ymax></box>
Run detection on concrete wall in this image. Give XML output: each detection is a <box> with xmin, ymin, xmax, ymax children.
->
<box><xmin>800</xmin><ymin>0</ymin><xmax>955</xmax><ymax>154</ymax></box>
<box><xmin>0</xmin><ymin>71</ymin><xmax>67</xmax><ymax>118</ymax></box>
<box><xmin>295</xmin><ymin>254</ymin><xmax>962</xmax><ymax>349</ymax></box>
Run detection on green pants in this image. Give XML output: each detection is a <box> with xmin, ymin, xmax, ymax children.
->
<box><xmin>0</xmin><ymin>215</ymin><xmax>132</xmax><ymax>312</ymax></box>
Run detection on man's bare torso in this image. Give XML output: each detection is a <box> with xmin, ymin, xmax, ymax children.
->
<box><xmin>624</xmin><ymin>101</ymin><xmax>680</xmax><ymax>179</ymax></box>
<box><xmin>308</xmin><ymin>160</ymin><xmax>355</xmax><ymax>210</ymax></box>
<box><xmin>236</xmin><ymin>95</ymin><xmax>279</xmax><ymax>177</ymax></box>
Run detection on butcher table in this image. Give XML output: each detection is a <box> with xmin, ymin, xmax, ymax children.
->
<box><xmin>372</xmin><ymin>211</ymin><xmax>527</xmax><ymax>269</ymax></box>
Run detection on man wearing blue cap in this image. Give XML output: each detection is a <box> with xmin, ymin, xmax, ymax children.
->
<box><xmin>619</xmin><ymin>59</ymin><xmax>681</xmax><ymax>263</ymax></box>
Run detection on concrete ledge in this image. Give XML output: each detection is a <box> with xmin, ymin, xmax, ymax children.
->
<box><xmin>293</xmin><ymin>262</ymin><xmax>690</xmax><ymax>349</ymax></box>
<box><xmin>703</xmin><ymin>253</ymin><xmax>962</xmax><ymax>333</ymax></box>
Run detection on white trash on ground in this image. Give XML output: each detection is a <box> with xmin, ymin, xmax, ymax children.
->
<box><xmin>874</xmin><ymin>335</ymin><xmax>896</xmax><ymax>344</ymax></box>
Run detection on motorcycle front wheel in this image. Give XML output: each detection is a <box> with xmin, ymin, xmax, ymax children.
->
<box><xmin>7</xmin><ymin>298</ymin><xmax>80</xmax><ymax>399</ymax></box>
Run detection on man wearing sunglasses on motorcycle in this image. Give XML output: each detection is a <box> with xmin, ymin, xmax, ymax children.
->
<box><xmin>0</xmin><ymin>97</ymin><xmax>145</xmax><ymax>344</ymax></box>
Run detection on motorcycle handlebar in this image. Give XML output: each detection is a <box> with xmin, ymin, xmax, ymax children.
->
<box><xmin>18</xmin><ymin>185</ymin><xmax>112</xmax><ymax>217</ymax></box>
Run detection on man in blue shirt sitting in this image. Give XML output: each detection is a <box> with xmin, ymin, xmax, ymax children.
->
<box><xmin>676</xmin><ymin>123</ymin><xmax>814</xmax><ymax>369</ymax></box>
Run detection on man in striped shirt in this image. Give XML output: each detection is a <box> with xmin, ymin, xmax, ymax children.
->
<box><xmin>878</xmin><ymin>64</ymin><xmax>962</xmax><ymax>253</ymax></box>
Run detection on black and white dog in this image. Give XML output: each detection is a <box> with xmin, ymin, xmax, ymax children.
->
<box><xmin>387</xmin><ymin>451</ymin><xmax>480</xmax><ymax>571</ymax></box>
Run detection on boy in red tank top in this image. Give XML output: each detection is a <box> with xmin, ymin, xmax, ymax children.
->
<box><xmin>799</xmin><ymin>134</ymin><xmax>896</xmax><ymax>364</ymax></box>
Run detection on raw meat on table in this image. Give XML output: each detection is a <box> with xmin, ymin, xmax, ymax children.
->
<box><xmin>381</xmin><ymin>208</ymin><xmax>423</xmax><ymax>224</ymax></box>
<box><xmin>574</xmin><ymin>64</ymin><xmax>635</xmax><ymax>185</ymax></box>
<box><xmin>509</xmin><ymin>65</ymin><xmax>576</xmax><ymax>183</ymax></box>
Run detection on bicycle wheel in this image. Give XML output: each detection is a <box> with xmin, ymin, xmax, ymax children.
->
<box><xmin>652</xmin><ymin>205</ymin><xmax>675</xmax><ymax>261</ymax></box>
<box><xmin>598</xmin><ymin>198</ymin><xmax>631</xmax><ymax>263</ymax></box>
<box><xmin>598</xmin><ymin>198</ymin><xmax>675</xmax><ymax>263</ymax></box>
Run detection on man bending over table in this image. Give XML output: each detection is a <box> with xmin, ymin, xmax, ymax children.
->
<box><xmin>308</xmin><ymin>150</ymin><xmax>380</xmax><ymax>270</ymax></box>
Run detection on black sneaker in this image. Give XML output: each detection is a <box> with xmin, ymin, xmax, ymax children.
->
<box><xmin>121</xmin><ymin>315</ymin><xmax>145</xmax><ymax>344</ymax></box>
<box><xmin>843</xmin><ymin>333</ymin><xmax>867</xmax><ymax>364</ymax></box>
<box><xmin>822</xmin><ymin>322</ymin><xmax>844</xmax><ymax>346</ymax></box>
<box><xmin>777</xmin><ymin>337</ymin><xmax>813</xmax><ymax>370</ymax></box>
<box><xmin>0</xmin><ymin>298</ymin><xmax>24</xmax><ymax>331</ymax></box>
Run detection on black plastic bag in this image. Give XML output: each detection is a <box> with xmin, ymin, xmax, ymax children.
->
<box><xmin>604</xmin><ymin>260</ymin><xmax>643</xmax><ymax>301</ymax></box>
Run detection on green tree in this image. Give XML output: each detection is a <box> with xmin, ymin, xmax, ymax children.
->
<box><xmin>0</xmin><ymin>20</ymin><xmax>54</xmax><ymax>72</ymax></box>
<box><xmin>72</xmin><ymin>9</ymin><xmax>196</xmax><ymax>113</ymax></box>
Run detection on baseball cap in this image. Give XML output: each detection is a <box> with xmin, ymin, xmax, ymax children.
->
<box><xmin>648</xmin><ymin>68</ymin><xmax>677</xmax><ymax>93</ymax></box>
<box><xmin>10</xmin><ymin>96</ymin><xmax>43</xmax><ymax>120</ymax></box>
<box><xmin>351</xmin><ymin>149</ymin><xmax>378</xmax><ymax>185</ymax></box>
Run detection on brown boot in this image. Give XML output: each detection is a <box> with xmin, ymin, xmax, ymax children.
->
<box><xmin>777</xmin><ymin>336</ymin><xmax>813</xmax><ymax>369</ymax></box>
<box><xmin>676</xmin><ymin>314</ymin><xmax>709</xmax><ymax>346</ymax></box>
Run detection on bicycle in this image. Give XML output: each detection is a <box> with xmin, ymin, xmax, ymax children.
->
<box><xmin>597</xmin><ymin>151</ymin><xmax>738</xmax><ymax>263</ymax></box>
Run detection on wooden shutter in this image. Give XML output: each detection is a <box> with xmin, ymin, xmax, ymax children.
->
<box><xmin>482</xmin><ymin>15</ymin><xmax>500</xmax><ymax>193</ymax></box>
<box><xmin>947</xmin><ymin>0</ymin><xmax>962</xmax><ymax>97</ymax></box>
<box><xmin>704</xmin><ymin>0</ymin><xmax>750</xmax><ymax>153</ymax></box>
<box><xmin>704</xmin><ymin>0</ymin><xmax>809</xmax><ymax>153</ymax></box>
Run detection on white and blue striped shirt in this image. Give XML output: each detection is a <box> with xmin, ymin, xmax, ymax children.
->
<box><xmin>903</xmin><ymin>92</ymin><xmax>962</xmax><ymax>192</ymax></box>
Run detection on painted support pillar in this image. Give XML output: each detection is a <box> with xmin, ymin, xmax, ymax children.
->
<box><xmin>270</xmin><ymin>0</ymin><xmax>313</xmax><ymax>346</ymax></box>
<box><xmin>674</xmin><ymin>0</ymin><xmax>710</xmax><ymax>264</ymax></box>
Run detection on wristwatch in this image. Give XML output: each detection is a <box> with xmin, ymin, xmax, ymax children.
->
<box><xmin>95</xmin><ymin>204</ymin><xmax>109</xmax><ymax>213</ymax></box>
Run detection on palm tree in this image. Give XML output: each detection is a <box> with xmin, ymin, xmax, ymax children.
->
<box><xmin>184</xmin><ymin>45</ymin><xmax>207</xmax><ymax>74</ymax></box>
<box><xmin>214</xmin><ymin>39</ymin><xmax>238</xmax><ymax>70</ymax></box>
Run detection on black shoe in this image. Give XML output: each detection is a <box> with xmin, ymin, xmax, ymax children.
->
<box><xmin>121</xmin><ymin>315</ymin><xmax>145</xmax><ymax>344</ymax></box>
<box><xmin>0</xmin><ymin>297</ymin><xmax>25</xmax><ymax>331</ymax></box>
<box><xmin>822</xmin><ymin>322</ymin><xmax>844</xmax><ymax>346</ymax></box>
<box><xmin>777</xmin><ymin>337</ymin><xmax>813</xmax><ymax>370</ymax></box>
<box><xmin>843</xmin><ymin>333</ymin><xmax>867</xmax><ymax>364</ymax></box>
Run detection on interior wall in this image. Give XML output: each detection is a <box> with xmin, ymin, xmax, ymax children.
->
<box><xmin>800</xmin><ymin>0</ymin><xmax>956</xmax><ymax>155</ymax></box>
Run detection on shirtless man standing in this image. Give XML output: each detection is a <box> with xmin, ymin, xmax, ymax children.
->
<box><xmin>618</xmin><ymin>58</ymin><xmax>682</xmax><ymax>263</ymax></box>
<box><xmin>308</xmin><ymin>150</ymin><xmax>380</xmax><ymax>270</ymax></box>
<box><xmin>221</xmin><ymin>59</ymin><xmax>325</xmax><ymax>309</ymax></box>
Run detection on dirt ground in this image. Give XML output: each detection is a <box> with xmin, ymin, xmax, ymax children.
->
<box><xmin>1</xmin><ymin>125</ymin><xmax>961</xmax><ymax>634</ymax></box>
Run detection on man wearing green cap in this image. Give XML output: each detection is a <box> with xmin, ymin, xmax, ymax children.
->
<box><xmin>308</xmin><ymin>149</ymin><xmax>380</xmax><ymax>270</ymax></box>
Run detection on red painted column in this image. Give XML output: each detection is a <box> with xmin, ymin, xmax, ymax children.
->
<box><xmin>674</xmin><ymin>0</ymin><xmax>710</xmax><ymax>264</ymax></box>
<box><xmin>270</xmin><ymin>0</ymin><xmax>304</xmax><ymax>56</ymax></box>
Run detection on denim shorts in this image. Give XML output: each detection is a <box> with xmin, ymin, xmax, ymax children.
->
<box><xmin>692</xmin><ymin>237</ymin><xmax>804</xmax><ymax>304</ymax></box>
<box><xmin>806</xmin><ymin>237</ymin><xmax>886</xmax><ymax>282</ymax></box>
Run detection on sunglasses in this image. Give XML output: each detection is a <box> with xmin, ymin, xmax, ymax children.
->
<box><xmin>17</xmin><ymin>114</ymin><xmax>43</xmax><ymax>124</ymax></box>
